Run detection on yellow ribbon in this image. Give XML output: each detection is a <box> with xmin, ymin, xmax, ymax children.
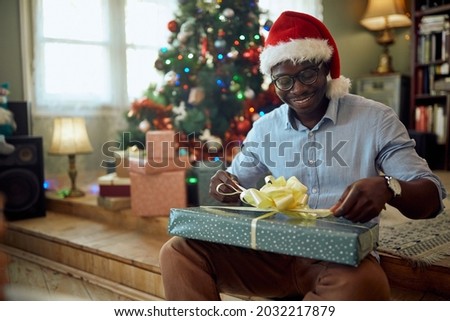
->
<box><xmin>239</xmin><ymin>175</ymin><xmax>331</xmax><ymax>219</ymax></box>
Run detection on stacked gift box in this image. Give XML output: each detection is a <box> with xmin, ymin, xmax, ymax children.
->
<box><xmin>129</xmin><ymin>130</ymin><xmax>190</xmax><ymax>217</ymax></box>
<box><xmin>97</xmin><ymin>172</ymin><xmax>131</xmax><ymax>211</ymax></box>
<box><xmin>96</xmin><ymin>148</ymin><xmax>142</xmax><ymax>211</ymax></box>
<box><xmin>98</xmin><ymin>172</ymin><xmax>131</xmax><ymax>197</ymax></box>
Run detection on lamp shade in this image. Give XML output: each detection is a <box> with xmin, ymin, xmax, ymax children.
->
<box><xmin>361</xmin><ymin>0</ymin><xmax>411</xmax><ymax>31</ymax></box>
<box><xmin>48</xmin><ymin>117</ymin><xmax>93</xmax><ymax>155</ymax></box>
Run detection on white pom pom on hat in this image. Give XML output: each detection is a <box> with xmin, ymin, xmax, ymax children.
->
<box><xmin>260</xmin><ymin>11</ymin><xmax>351</xmax><ymax>99</ymax></box>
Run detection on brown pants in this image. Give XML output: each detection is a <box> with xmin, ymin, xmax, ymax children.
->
<box><xmin>159</xmin><ymin>236</ymin><xmax>391</xmax><ymax>301</ymax></box>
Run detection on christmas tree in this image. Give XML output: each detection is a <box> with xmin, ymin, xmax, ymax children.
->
<box><xmin>124</xmin><ymin>0</ymin><xmax>281</xmax><ymax>157</ymax></box>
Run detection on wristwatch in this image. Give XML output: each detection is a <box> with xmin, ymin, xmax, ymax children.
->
<box><xmin>384</xmin><ymin>175</ymin><xmax>402</xmax><ymax>198</ymax></box>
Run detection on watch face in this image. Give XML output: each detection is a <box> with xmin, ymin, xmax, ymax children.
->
<box><xmin>389</xmin><ymin>177</ymin><xmax>401</xmax><ymax>196</ymax></box>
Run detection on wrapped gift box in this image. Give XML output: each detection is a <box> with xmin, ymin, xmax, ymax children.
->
<box><xmin>113</xmin><ymin>149</ymin><xmax>144</xmax><ymax>178</ymax></box>
<box><xmin>97</xmin><ymin>196</ymin><xmax>131</xmax><ymax>211</ymax></box>
<box><xmin>129</xmin><ymin>154</ymin><xmax>191</xmax><ymax>175</ymax></box>
<box><xmin>146</xmin><ymin>130</ymin><xmax>176</xmax><ymax>160</ymax></box>
<box><xmin>98</xmin><ymin>173</ymin><xmax>131</xmax><ymax>197</ymax></box>
<box><xmin>130</xmin><ymin>170</ymin><xmax>187</xmax><ymax>217</ymax></box>
<box><xmin>168</xmin><ymin>206</ymin><xmax>379</xmax><ymax>266</ymax></box>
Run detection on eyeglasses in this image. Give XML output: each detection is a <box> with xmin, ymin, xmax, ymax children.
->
<box><xmin>272</xmin><ymin>63</ymin><xmax>322</xmax><ymax>91</ymax></box>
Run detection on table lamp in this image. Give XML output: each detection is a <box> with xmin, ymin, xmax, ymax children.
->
<box><xmin>48</xmin><ymin>117</ymin><xmax>93</xmax><ymax>197</ymax></box>
<box><xmin>360</xmin><ymin>0</ymin><xmax>411</xmax><ymax>74</ymax></box>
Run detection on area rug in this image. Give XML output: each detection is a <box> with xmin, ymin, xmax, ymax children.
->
<box><xmin>378</xmin><ymin>212</ymin><xmax>450</xmax><ymax>267</ymax></box>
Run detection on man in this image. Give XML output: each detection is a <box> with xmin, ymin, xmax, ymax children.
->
<box><xmin>159</xmin><ymin>11</ymin><xmax>446</xmax><ymax>300</ymax></box>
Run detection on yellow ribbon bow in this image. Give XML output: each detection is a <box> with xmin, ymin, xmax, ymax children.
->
<box><xmin>212</xmin><ymin>175</ymin><xmax>332</xmax><ymax>249</ymax></box>
<box><xmin>217</xmin><ymin>175</ymin><xmax>331</xmax><ymax>219</ymax></box>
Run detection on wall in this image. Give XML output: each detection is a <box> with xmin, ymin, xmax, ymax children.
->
<box><xmin>0</xmin><ymin>0</ymin><xmax>24</xmax><ymax>100</ymax></box>
<box><xmin>0</xmin><ymin>0</ymin><xmax>414</xmax><ymax>186</ymax></box>
<box><xmin>323</xmin><ymin>0</ymin><xmax>412</xmax><ymax>84</ymax></box>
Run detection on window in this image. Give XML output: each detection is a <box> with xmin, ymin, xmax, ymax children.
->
<box><xmin>30</xmin><ymin>0</ymin><xmax>321</xmax><ymax>115</ymax></box>
<box><xmin>33</xmin><ymin>0</ymin><xmax>177</xmax><ymax>114</ymax></box>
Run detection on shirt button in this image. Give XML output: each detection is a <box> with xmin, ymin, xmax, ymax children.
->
<box><xmin>311</xmin><ymin>187</ymin><xmax>318</xmax><ymax>194</ymax></box>
<box><xmin>308</xmin><ymin>159</ymin><xmax>315</xmax><ymax>165</ymax></box>
<box><xmin>308</xmin><ymin>132</ymin><xmax>314</xmax><ymax>138</ymax></box>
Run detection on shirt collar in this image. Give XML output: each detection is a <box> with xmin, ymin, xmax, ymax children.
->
<box><xmin>285</xmin><ymin>98</ymin><xmax>339</xmax><ymax>131</ymax></box>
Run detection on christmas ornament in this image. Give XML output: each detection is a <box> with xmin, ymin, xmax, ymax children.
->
<box><xmin>227</xmin><ymin>48</ymin><xmax>239</xmax><ymax>60</ymax></box>
<box><xmin>164</xmin><ymin>71</ymin><xmax>178</xmax><ymax>86</ymax></box>
<box><xmin>263</xmin><ymin>19</ymin><xmax>273</xmax><ymax>31</ymax></box>
<box><xmin>139</xmin><ymin>119</ymin><xmax>151</xmax><ymax>133</ymax></box>
<box><xmin>188</xmin><ymin>87</ymin><xmax>205</xmax><ymax>105</ymax></box>
<box><xmin>245</xmin><ymin>88</ymin><xmax>255</xmax><ymax>99</ymax></box>
<box><xmin>167</xmin><ymin>20</ymin><xmax>179</xmax><ymax>33</ymax></box>
<box><xmin>214</xmin><ymin>39</ymin><xmax>226</xmax><ymax>51</ymax></box>
<box><xmin>222</xmin><ymin>8</ymin><xmax>235</xmax><ymax>19</ymax></box>
<box><xmin>243</xmin><ymin>46</ymin><xmax>260</xmax><ymax>64</ymax></box>
<box><xmin>236</xmin><ymin>118</ymin><xmax>251</xmax><ymax>134</ymax></box>
<box><xmin>173</xmin><ymin>102</ymin><xmax>187</xmax><ymax>123</ymax></box>
<box><xmin>199</xmin><ymin>128</ymin><xmax>223</xmax><ymax>151</ymax></box>
<box><xmin>154</xmin><ymin>59</ymin><xmax>164</xmax><ymax>71</ymax></box>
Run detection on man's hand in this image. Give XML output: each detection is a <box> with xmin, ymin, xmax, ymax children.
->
<box><xmin>330</xmin><ymin>176</ymin><xmax>392</xmax><ymax>223</ymax></box>
<box><xmin>209</xmin><ymin>170</ymin><xmax>241</xmax><ymax>203</ymax></box>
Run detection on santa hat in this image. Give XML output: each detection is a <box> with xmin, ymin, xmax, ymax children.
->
<box><xmin>260</xmin><ymin>11</ymin><xmax>351</xmax><ymax>99</ymax></box>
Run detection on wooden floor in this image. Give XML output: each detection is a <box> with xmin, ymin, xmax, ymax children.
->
<box><xmin>3</xmin><ymin>254</ymin><xmax>132</xmax><ymax>300</ymax></box>
<box><xmin>1</xmin><ymin>171</ymin><xmax>450</xmax><ymax>301</ymax></box>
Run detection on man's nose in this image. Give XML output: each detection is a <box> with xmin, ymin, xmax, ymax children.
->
<box><xmin>291</xmin><ymin>77</ymin><xmax>308</xmax><ymax>92</ymax></box>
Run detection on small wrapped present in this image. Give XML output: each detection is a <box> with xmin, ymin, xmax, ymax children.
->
<box><xmin>98</xmin><ymin>173</ymin><xmax>130</xmax><ymax>197</ymax></box>
<box><xmin>168</xmin><ymin>206</ymin><xmax>379</xmax><ymax>266</ymax></box>
<box><xmin>97</xmin><ymin>196</ymin><xmax>131</xmax><ymax>211</ymax></box>
<box><xmin>128</xmin><ymin>154</ymin><xmax>191</xmax><ymax>175</ymax></box>
<box><xmin>145</xmin><ymin>130</ymin><xmax>176</xmax><ymax>160</ymax></box>
<box><xmin>130</xmin><ymin>170</ymin><xmax>187</xmax><ymax>217</ymax></box>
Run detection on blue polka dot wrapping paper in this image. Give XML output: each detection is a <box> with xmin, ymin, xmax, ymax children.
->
<box><xmin>168</xmin><ymin>206</ymin><xmax>379</xmax><ymax>267</ymax></box>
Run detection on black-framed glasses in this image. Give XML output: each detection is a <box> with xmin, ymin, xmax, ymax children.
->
<box><xmin>271</xmin><ymin>63</ymin><xmax>322</xmax><ymax>91</ymax></box>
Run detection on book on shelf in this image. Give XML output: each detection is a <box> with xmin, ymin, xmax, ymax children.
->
<box><xmin>419</xmin><ymin>14</ymin><xmax>448</xmax><ymax>30</ymax></box>
<box><xmin>434</xmin><ymin>104</ymin><xmax>448</xmax><ymax>144</ymax></box>
<box><xmin>415</xmin><ymin>104</ymin><xmax>448</xmax><ymax>144</ymax></box>
<box><xmin>417</xmin><ymin>64</ymin><xmax>450</xmax><ymax>95</ymax></box>
<box><xmin>417</xmin><ymin>15</ymin><xmax>450</xmax><ymax>63</ymax></box>
<box><xmin>417</xmin><ymin>68</ymin><xmax>424</xmax><ymax>95</ymax></box>
<box><xmin>415</xmin><ymin>105</ymin><xmax>433</xmax><ymax>132</ymax></box>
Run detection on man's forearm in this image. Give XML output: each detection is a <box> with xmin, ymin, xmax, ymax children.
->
<box><xmin>389</xmin><ymin>178</ymin><xmax>442</xmax><ymax>219</ymax></box>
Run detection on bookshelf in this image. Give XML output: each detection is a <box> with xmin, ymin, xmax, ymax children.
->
<box><xmin>412</xmin><ymin>0</ymin><xmax>450</xmax><ymax>169</ymax></box>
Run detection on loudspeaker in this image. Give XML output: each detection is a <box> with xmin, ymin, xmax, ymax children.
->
<box><xmin>8</xmin><ymin>101</ymin><xmax>31</xmax><ymax>136</ymax></box>
<box><xmin>0</xmin><ymin>136</ymin><xmax>46</xmax><ymax>221</ymax></box>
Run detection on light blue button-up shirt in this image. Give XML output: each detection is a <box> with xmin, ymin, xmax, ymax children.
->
<box><xmin>229</xmin><ymin>94</ymin><xmax>447</xmax><ymax>211</ymax></box>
